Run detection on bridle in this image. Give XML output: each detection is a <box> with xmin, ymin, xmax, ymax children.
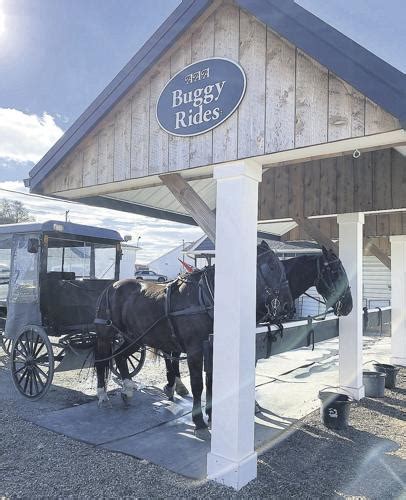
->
<box><xmin>314</xmin><ymin>253</ymin><xmax>350</xmax><ymax>315</ymax></box>
<box><xmin>256</xmin><ymin>249</ymin><xmax>292</xmax><ymax>324</ymax></box>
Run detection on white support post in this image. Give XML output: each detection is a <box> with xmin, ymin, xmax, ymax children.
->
<box><xmin>207</xmin><ymin>160</ymin><xmax>262</xmax><ymax>490</ymax></box>
<box><xmin>337</xmin><ymin>213</ymin><xmax>365</xmax><ymax>400</ymax></box>
<box><xmin>390</xmin><ymin>236</ymin><xmax>406</xmax><ymax>366</ymax></box>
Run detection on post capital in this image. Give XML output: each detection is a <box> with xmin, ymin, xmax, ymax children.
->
<box><xmin>390</xmin><ymin>235</ymin><xmax>406</xmax><ymax>244</ymax></box>
<box><xmin>213</xmin><ymin>159</ymin><xmax>262</xmax><ymax>183</ymax></box>
<box><xmin>337</xmin><ymin>212</ymin><xmax>364</xmax><ymax>225</ymax></box>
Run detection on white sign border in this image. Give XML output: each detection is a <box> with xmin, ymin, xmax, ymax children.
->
<box><xmin>155</xmin><ymin>57</ymin><xmax>247</xmax><ymax>138</ymax></box>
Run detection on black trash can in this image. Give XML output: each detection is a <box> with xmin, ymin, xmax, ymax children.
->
<box><xmin>318</xmin><ymin>391</ymin><xmax>352</xmax><ymax>430</ymax></box>
<box><xmin>373</xmin><ymin>363</ymin><xmax>400</xmax><ymax>389</ymax></box>
<box><xmin>363</xmin><ymin>370</ymin><xmax>386</xmax><ymax>397</ymax></box>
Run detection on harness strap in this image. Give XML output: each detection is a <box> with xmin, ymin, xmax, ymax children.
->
<box><xmin>306</xmin><ymin>316</ymin><xmax>315</xmax><ymax>351</ymax></box>
<box><xmin>265</xmin><ymin>322</ymin><xmax>284</xmax><ymax>357</ymax></box>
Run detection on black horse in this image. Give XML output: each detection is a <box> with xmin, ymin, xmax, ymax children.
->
<box><xmin>163</xmin><ymin>246</ymin><xmax>353</xmax><ymax>400</ymax></box>
<box><xmin>94</xmin><ymin>241</ymin><xmax>293</xmax><ymax>438</ymax></box>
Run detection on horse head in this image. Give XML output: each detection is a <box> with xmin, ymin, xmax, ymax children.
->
<box><xmin>315</xmin><ymin>247</ymin><xmax>353</xmax><ymax>316</ymax></box>
<box><xmin>256</xmin><ymin>241</ymin><xmax>294</xmax><ymax>324</ymax></box>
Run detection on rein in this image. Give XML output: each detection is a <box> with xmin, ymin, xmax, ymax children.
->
<box><xmin>94</xmin><ymin>269</ymin><xmax>215</xmax><ymax>363</ymax></box>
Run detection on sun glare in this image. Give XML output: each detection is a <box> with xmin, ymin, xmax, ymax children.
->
<box><xmin>0</xmin><ymin>1</ymin><xmax>5</xmax><ymax>38</ymax></box>
<box><xmin>0</xmin><ymin>13</ymin><xmax>5</xmax><ymax>38</ymax></box>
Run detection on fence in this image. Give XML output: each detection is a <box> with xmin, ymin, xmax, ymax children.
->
<box><xmin>255</xmin><ymin>306</ymin><xmax>391</xmax><ymax>362</ymax></box>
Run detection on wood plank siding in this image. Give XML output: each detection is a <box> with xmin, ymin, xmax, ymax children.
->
<box><xmin>260</xmin><ymin>149</ymin><xmax>406</xmax><ymax>220</ymax></box>
<box><xmin>282</xmin><ymin>213</ymin><xmax>406</xmax><ymax>241</ymax></box>
<box><xmin>41</xmin><ymin>2</ymin><xmax>401</xmax><ymax>195</ymax></box>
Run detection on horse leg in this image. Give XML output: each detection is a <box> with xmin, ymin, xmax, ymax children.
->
<box><xmin>205</xmin><ymin>371</ymin><xmax>212</xmax><ymax>426</ymax></box>
<box><xmin>115</xmin><ymin>341</ymin><xmax>138</xmax><ymax>407</ymax></box>
<box><xmin>187</xmin><ymin>351</ymin><xmax>210</xmax><ymax>440</ymax></box>
<box><xmin>163</xmin><ymin>353</ymin><xmax>176</xmax><ymax>401</ymax></box>
<box><xmin>173</xmin><ymin>353</ymin><xmax>189</xmax><ymax>397</ymax></box>
<box><xmin>95</xmin><ymin>328</ymin><xmax>113</xmax><ymax>408</ymax></box>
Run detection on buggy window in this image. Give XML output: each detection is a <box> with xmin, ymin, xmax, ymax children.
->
<box><xmin>0</xmin><ymin>235</ymin><xmax>12</xmax><ymax>303</ymax></box>
<box><xmin>47</xmin><ymin>238</ymin><xmax>116</xmax><ymax>279</ymax></box>
<box><xmin>0</xmin><ymin>249</ymin><xmax>11</xmax><ymax>302</ymax></box>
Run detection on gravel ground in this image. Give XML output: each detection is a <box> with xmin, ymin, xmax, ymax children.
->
<box><xmin>0</xmin><ymin>346</ymin><xmax>405</xmax><ymax>499</ymax></box>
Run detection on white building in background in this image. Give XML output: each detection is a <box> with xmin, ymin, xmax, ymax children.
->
<box><xmin>362</xmin><ymin>256</ymin><xmax>391</xmax><ymax>308</ymax></box>
<box><xmin>148</xmin><ymin>242</ymin><xmax>195</xmax><ymax>280</ymax></box>
<box><xmin>120</xmin><ymin>242</ymin><xmax>139</xmax><ymax>279</ymax></box>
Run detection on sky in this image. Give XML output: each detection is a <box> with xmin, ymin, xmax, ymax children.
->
<box><xmin>0</xmin><ymin>0</ymin><xmax>405</xmax><ymax>262</ymax></box>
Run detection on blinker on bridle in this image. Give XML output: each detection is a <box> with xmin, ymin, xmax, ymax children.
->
<box><xmin>257</xmin><ymin>252</ymin><xmax>290</xmax><ymax>323</ymax></box>
<box><xmin>316</xmin><ymin>253</ymin><xmax>349</xmax><ymax>312</ymax></box>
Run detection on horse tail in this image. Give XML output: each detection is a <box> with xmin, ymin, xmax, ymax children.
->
<box><xmin>94</xmin><ymin>285</ymin><xmax>114</xmax><ymax>388</ymax></box>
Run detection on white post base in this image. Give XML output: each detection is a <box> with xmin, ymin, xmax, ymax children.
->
<box><xmin>337</xmin><ymin>213</ymin><xmax>365</xmax><ymax>401</ymax></box>
<box><xmin>207</xmin><ymin>452</ymin><xmax>257</xmax><ymax>490</ymax></box>
<box><xmin>340</xmin><ymin>385</ymin><xmax>365</xmax><ymax>400</ymax></box>
<box><xmin>390</xmin><ymin>236</ymin><xmax>406</xmax><ymax>367</ymax></box>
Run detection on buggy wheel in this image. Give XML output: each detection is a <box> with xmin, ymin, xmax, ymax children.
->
<box><xmin>112</xmin><ymin>345</ymin><xmax>146</xmax><ymax>379</ymax></box>
<box><xmin>1</xmin><ymin>332</ymin><xmax>12</xmax><ymax>355</ymax></box>
<box><xmin>11</xmin><ymin>325</ymin><xmax>54</xmax><ymax>401</ymax></box>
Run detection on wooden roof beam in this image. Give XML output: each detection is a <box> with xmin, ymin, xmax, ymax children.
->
<box><xmin>293</xmin><ymin>216</ymin><xmax>339</xmax><ymax>254</ymax></box>
<box><xmin>364</xmin><ymin>239</ymin><xmax>391</xmax><ymax>269</ymax></box>
<box><xmin>160</xmin><ymin>173</ymin><xmax>216</xmax><ymax>243</ymax></box>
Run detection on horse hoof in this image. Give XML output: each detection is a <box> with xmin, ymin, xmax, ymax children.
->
<box><xmin>98</xmin><ymin>399</ymin><xmax>112</xmax><ymax>409</ymax></box>
<box><xmin>97</xmin><ymin>389</ymin><xmax>112</xmax><ymax>408</ymax></box>
<box><xmin>194</xmin><ymin>427</ymin><xmax>211</xmax><ymax>441</ymax></box>
<box><xmin>121</xmin><ymin>392</ymin><xmax>130</xmax><ymax>408</ymax></box>
<box><xmin>163</xmin><ymin>384</ymin><xmax>175</xmax><ymax>400</ymax></box>
<box><xmin>175</xmin><ymin>378</ymin><xmax>189</xmax><ymax>397</ymax></box>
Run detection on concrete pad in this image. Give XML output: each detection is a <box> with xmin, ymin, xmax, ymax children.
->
<box><xmin>255</xmin><ymin>336</ymin><xmax>391</xmax><ymax>420</ymax></box>
<box><xmin>256</xmin><ymin>338</ymin><xmax>339</xmax><ymax>378</ymax></box>
<box><xmin>103</xmin><ymin>414</ymin><xmax>210</xmax><ymax>479</ymax></box>
<box><xmin>32</xmin><ymin>388</ymin><xmax>193</xmax><ymax>446</ymax></box>
<box><xmin>28</xmin><ymin>336</ymin><xmax>392</xmax><ymax>480</ymax></box>
<box><xmin>103</xmin><ymin>412</ymin><xmax>296</xmax><ymax>479</ymax></box>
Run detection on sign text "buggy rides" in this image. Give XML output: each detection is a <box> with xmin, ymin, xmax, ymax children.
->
<box><xmin>156</xmin><ymin>57</ymin><xmax>246</xmax><ymax>137</ymax></box>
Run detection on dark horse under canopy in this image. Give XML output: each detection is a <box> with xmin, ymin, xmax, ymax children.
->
<box><xmin>94</xmin><ymin>241</ymin><xmax>352</xmax><ymax>438</ymax></box>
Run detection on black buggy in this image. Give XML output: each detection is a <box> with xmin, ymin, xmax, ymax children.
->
<box><xmin>0</xmin><ymin>220</ymin><xmax>145</xmax><ymax>400</ymax></box>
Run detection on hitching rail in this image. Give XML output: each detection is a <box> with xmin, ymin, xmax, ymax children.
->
<box><xmin>255</xmin><ymin>306</ymin><xmax>391</xmax><ymax>361</ymax></box>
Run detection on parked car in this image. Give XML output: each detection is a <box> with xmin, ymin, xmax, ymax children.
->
<box><xmin>134</xmin><ymin>269</ymin><xmax>167</xmax><ymax>282</ymax></box>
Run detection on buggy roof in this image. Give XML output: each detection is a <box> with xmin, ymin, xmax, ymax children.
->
<box><xmin>0</xmin><ymin>220</ymin><xmax>123</xmax><ymax>242</ymax></box>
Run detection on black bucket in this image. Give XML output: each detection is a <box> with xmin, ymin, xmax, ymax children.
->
<box><xmin>373</xmin><ymin>363</ymin><xmax>400</xmax><ymax>389</ymax></box>
<box><xmin>318</xmin><ymin>391</ymin><xmax>351</xmax><ymax>430</ymax></box>
<box><xmin>363</xmin><ymin>370</ymin><xmax>386</xmax><ymax>397</ymax></box>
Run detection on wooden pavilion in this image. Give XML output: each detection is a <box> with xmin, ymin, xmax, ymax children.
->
<box><xmin>27</xmin><ymin>0</ymin><xmax>406</xmax><ymax>489</ymax></box>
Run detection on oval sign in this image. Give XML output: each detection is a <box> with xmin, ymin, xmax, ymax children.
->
<box><xmin>156</xmin><ymin>57</ymin><xmax>246</xmax><ymax>137</ymax></box>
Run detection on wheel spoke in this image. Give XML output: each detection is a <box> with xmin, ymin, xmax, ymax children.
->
<box><xmin>26</xmin><ymin>330</ymin><xmax>35</xmax><ymax>356</ymax></box>
<box><xmin>31</xmin><ymin>368</ymin><xmax>41</xmax><ymax>393</ymax></box>
<box><xmin>18</xmin><ymin>339</ymin><xmax>30</xmax><ymax>358</ymax></box>
<box><xmin>35</xmin><ymin>364</ymin><xmax>49</xmax><ymax>379</ymax></box>
<box><xmin>17</xmin><ymin>368</ymin><xmax>28</xmax><ymax>384</ymax></box>
<box><xmin>34</xmin><ymin>343</ymin><xmax>45</xmax><ymax>358</ymax></box>
<box><xmin>32</xmin><ymin>334</ymin><xmax>40</xmax><ymax>357</ymax></box>
<box><xmin>29</xmin><ymin>371</ymin><xmax>33</xmax><ymax>396</ymax></box>
<box><xmin>14</xmin><ymin>365</ymin><xmax>26</xmax><ymax>375</ymax></box>
<box><xmin>22</xmin><ymin>370</ymin><xmax>30</xmax><ymax>393</ymax></box>
<box><xmin>24</xmin><ymin>331</ymin><xmax>34</xmax><ymax>356</ymax></box>
<box><xmin>33</xmin><ymin>366</ymin><xmax>45</xmax><ymax>388</ymax></box>
<box><xmin>128</xmin><ymin>358</ymin><xmax>136</xmax><ymax>371</ymax></box>
<box><xmin>13</xmin><ymin>346</ymin><xmax>27</xmax><ymax>360</ymax></box>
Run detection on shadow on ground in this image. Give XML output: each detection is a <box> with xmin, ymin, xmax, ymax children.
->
<box><xmin>256</xmin><ymin>414</ymin><xmax>405</xmax><ymax>498</ymax></box>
